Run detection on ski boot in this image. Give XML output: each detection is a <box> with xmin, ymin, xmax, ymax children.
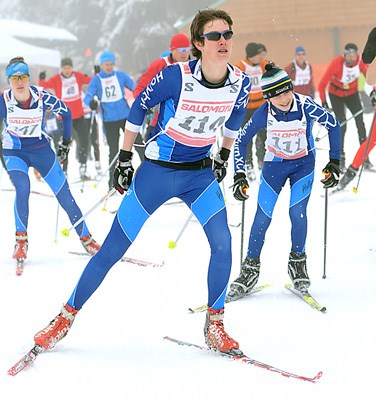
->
<box><xmin>337</xmin><ymin>165</ymin><xmax>357</xmax><ymax>191</ymax></box>
<box><xmin>287</xmin><ymin>251</ymin><xmax>310</xmax><ymax>292</ymax></box>
<box><xmin>95</xmin><ymin>161</ymin><xmax>102</xmax><ymax>176</ymax></box>
<box><xmin>204</xmin><ymin>307</ymin><xmax>240</xmax><ymax>353</ymax></box>
<box><xmin>246</xmin><ymin>164</ymin><xmax>256</xmax><ymax>182</ymax></box>
<box><xmin>34</xmin><ymin>304</ymin><xmax>78</xmax><ymax>350</ymax></box>
<box><xmin>363</xmin><ymin>158</ymin><xmax>374</xmax><ymax>170</ymax></box>
<box><xmin>80</xmin><ymin>233</ymin><xmax>101</xmax><ymax>255</ymax></box>
<box><xmin>79</xmin><ymin>163</ymin><xmax>90</xmax><ymax>181</ymax></box>
<box><xmin>13</xmin><ymin>231</ymin><xmax>28</xmax><ymax>260</ymax></box>
<box><xmin>226</xmin><ymin>257</ymin><xmax>260</xmax><ymax>300</ymax></box>
<box><xmin>13</xmin><ymin>231</ymin><xmax>28</xmax><ymax>275</ymax></box>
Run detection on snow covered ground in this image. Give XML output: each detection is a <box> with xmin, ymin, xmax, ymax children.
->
<box><xmin>0</xmin><ymin>113</ymin><xmax>375</xmax><ymax>400</ymax></box>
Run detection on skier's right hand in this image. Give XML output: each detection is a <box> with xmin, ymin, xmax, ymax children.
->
<box><xmin>113</xmin><ymin>150</ymin><xmax>134</xmax><ymax>194</ymax></box>
<box><xmin>233</xmin><ymin>172</ymin><xmax>249</xmax><ymax>201</ymax></box>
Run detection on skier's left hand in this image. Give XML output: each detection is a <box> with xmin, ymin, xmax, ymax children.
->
<box><xmin>213</xmin><ymin>148</ymin><xmax>231</xmax><ymax>183</ymax></box>
<box><xmin>232</xmin><ymin>172</ymin><xmax>249</xmax><ymax>201</ymax></box>
<box><xmin>321</xmin><ymin>159</ymin><xmax>340</xmax><ymax>188</ymax></box>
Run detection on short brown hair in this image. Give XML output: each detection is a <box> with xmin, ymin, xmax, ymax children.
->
<box><xmin>190</xmin><ymin>9</ymin><xmax>233</xmax><ymax>59</ymax></box>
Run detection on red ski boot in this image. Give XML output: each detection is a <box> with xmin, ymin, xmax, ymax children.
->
<box><xmin>13</xmin><ymin>231</ymin><xmax>28</xmax><ymax>260</ymax></box>
<box><xmin>80</xmin><ymin>233</ymin><xmax>101</xmax><ymax>255</ymax></box>
<box><xmin>204</xmin><ymin>307</ymin><xmax>239</xmax><ymax>353</ymax></box>
<box><xmin>34</xmin><ymin>304</ymin><xmax>78</xmax><ymax>350</ymax></box>
<box><xmin>13</xmin><ymin>231</ymin><xmax>28</xmax><ymax>275</ymax></box>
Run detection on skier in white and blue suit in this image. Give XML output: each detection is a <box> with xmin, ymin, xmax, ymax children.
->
<box><xmin>34</xmin><ymin>9</ymin><xmax>252</xmax><ymax>355</ymax></box>
<box><xmin>227</xmin><ymin>63</ymin><xmax>341</xmax><ymax>300</ymax></box>
<box><xmin>0</xmin><ymin>57</ymin><xmax>101</xmax><ymax>263</ymax></box>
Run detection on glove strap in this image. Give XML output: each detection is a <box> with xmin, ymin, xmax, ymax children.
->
<box><xmin>119</xmin><ymin>150</ymin><xmax>133</xmax><ymax>162</ymax></box>
<box><xmin>218</xmin><ymin>147</ymin><xmax>231</xmax><ymax>162</ymax></box>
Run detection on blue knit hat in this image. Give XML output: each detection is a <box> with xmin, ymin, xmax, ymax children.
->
<box><xmin>100</xmin><ymin>51</ymin><xmax>116</xmax><ymax>65</ymax></box>
<box><xmin>295</xmin><ymin>46</ymin><xmax>305</xmax><ymax>54</ymax></box>
<box><xmin>261</xmin><ymin>63</ymin><xmax>293</xmax><ymax>99</ymax></box>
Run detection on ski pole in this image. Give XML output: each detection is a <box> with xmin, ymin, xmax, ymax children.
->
<box><xmin>168</xmin><ymin>212</ymin><xmax>194</xmax><ymax>249</ymax></box>
<box><xmin>315</xmin><ymin>108</ymin><xmax>365</xmax><ymax>142</ymax></box>
<box><xmin>353</xmin><ymin>113</ymin><xmax>376</xmax><ymax>193</ymax></box>
<box><xmin>322</xmin><ymin>188</ymin><xmax>328</xmax><ymax>279</ymax></box>
<box><xmin>314</xmin><ymin>123</ymin><xmax>324</xmax><ymax>142</ymax></box>
<box><xmin>89</xmin><ymin>111</ymin><xmax>96</xmax><ymax>136</ymax></box>
<box><xmin>93</xmin><ymin>153</ymin><xmax>118</xmax><ymax>189</ymax></box>
<box><xmin>54</xmin><ymin>203</ymin><xmax>60</xmax><ymax>243</ymax></box>
<box><xmin>61</xmin><ymin>188</ymin><xmax>116</xmax><ymax>237</ymax></box>
<box><xmin>240</xmin><ymin>201</ymin><xmax>246</xmax><ymax>266</ymax></box>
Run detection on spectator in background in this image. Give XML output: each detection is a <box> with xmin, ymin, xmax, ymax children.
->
<box><xmin>39</xmin><ymin>57</ymin><xmax>92</xmax><ymax>179</ymax></box>
<box><xmin>337</xmin><ymin>29</ymin><xmax>376</xmax><ymax>191</ymax></box>
<box><xmin>285</xmin><ymin>46</ymin><xmax>315</xmax><ymax>99</ymax></box>
<box><xmin>83</xmin><ymin>51</ymin><xmax>135</xmax><ymax>189</ymax></box>
<box><xmin>258</xmin><ymin>43</ymin><xmax>268</xmax><ymax>62</ymax></box>
<box><xmin>134</xmin><ymin>33</ymin><xmax>191</xmax><ymax>138</ymax></box>
<box><xmin>234</xmin><ymin>42</ymin><xmax>268</xmax><ymax>179</ymax></box>
<box><xmin>318</xmin><ymin>43</ymin><xmax>369</xmax><ymax>172</ymax></box>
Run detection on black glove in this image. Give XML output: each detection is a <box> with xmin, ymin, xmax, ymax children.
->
<box><xmin>57</xmin><ymin>139</ymin><xmax>72</xmax><ymax>163</ymax></box>
<box><xmin>322</xmin><ymin>101</ymin><xmax>332</xmax><ymax>112</ymax></box>
<box><xmin>113</xmin><ymin>150</ymin><xmax>134</xmax><ymax>194</ymax></box>
<box><xmin>94</xmin><ymin>65</ymin><xmax>100</xmax><ymax>74</ymax></box>
<box><xmin>370</xmin><ymin>90</ymin><xmax>376</xmax><ymax>107</ymax></box>
<box><xmin>362</xmin><ymin>27</ymin><xmax>376</xmax><ymax>64</ymax></box>
<box><xmin>232</xmin><ymin>172</ymin><xmax>249</xmax><ymax>201</ymax></box>
<box><xmin>321</xmin><ymin>159</ymin><xmax>340</xmax><ymax>189</ymax></box>
<box><xmin>39</xmin><ymin>71</ymin><xmax>46</xmax><ymax>80</ymax></box>
<box><xmin>89</xmin><ymin>99</ymin><xmax>98</xmax><ymax>111</ymax></box>
<box><xmin>213</xmin><ymin>147</ymin><xmax>231</xmax><ymax>183</ymax></box>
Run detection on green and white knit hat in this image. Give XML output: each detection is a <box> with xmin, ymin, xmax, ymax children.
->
<box><xmin>261</xmin><ymin>63</ymin><xmax>293</xmax><ymax>99</ymax></box>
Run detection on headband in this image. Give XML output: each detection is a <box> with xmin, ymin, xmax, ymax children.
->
<box><xmin>6</xmin><ymin>62</ymin><xmax>29</xmax><ymax>77</ymax></box>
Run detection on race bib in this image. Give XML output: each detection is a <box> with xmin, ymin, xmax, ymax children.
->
<box><xmin>266</xmin><ymin>95</ymin><xmax>308</xmax><ymax>160</ymax></box>
<box><xmin>61</xmin><ymin>75</ymin><xmax>81</xmax><ymax>102</ymax></box>
<box><xmin>99</xmin><ymin>74</ymin><xmax>123</xmax><ymax>103</ymax></box>
<box><xmin>5</xmin><ymin>88</ymin><xmax>43</xmax><ymax>138</ymax></box>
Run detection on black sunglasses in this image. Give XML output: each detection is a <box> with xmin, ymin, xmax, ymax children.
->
<box><xmin>200</xmin><ymin>30</ymin><xmax>233</xmax><ymax>41</ymax></box>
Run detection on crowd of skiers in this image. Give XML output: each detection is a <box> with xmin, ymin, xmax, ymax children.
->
<box><xmin>0</xmin><ymin>9</ymin><xmax>375</xmax><ymax>365</ymax></box>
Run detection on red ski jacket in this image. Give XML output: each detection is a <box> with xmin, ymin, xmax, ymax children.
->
<box><xmin>318</xmin><ymin>55</ymin><xmax>368</xmax><ymax>103</ymax></box>
<box><xmin>39</xmin><ymin>71</ymin><xmax>91</xmax><ymax>120</ymax></box>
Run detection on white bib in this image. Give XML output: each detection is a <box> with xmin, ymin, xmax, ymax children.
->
<box><xmin>265</xmin><ymin>94</ymin><xmax>308</xmax><ymax>160</ymax></box>
<box><xmin>163</xmin><ymin>62</ymin><xmax>242</xmax><ymax>147</ymax></box>
<box><xmin>241</xmin><ymin>61</ymin><xmax>262</xmax><ymax>93</ymax></box>
<box><xmin>61</xmin><ymin>75</ymin><xmax>81</xmax><ymax>102</ymax></box>
<box><xmin>4</xmin><ymin>88</ymin><xmax>43</xmax><ymax>138</ymax></box>
<box><xmin>293</xmin><ymin>61</ymin><xmax>311</xmax><ymax>86</ymax></box>
<box><xmin>341</xmin><ymin>62</ymin><xmax>360</xmax><ymax>85</ymax></box>
<box><xmin>99</xmin><ymin>74</ymin><xmax>123</xmax><ymax>103</ymax></box>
